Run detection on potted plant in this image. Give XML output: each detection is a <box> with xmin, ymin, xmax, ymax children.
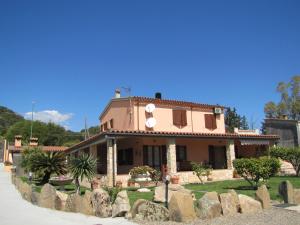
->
<box><xmin>129</xmin><ymin>166</ymin><xmax>154</xmax><ymax>182</ymax></box>
<box><xmin>116</xmin><ymin>180</ymin><xmax>122</xmax><ymax>188</ymax></box>
<box><xmin>171</xmin><ymin>175</ymin><xmax>180</xmax><ymax>184</ymax></box>
<box><xmin>206</xmin><ymin>169</ymin><xmax>213</xmax><ymax>181</ymax></box>
<box><xmin>127</xmin><ymin>178</ymin><xmax>135</xmax><ymax>187</ymax></box>
<box><xmin>233</xmin><ymin>169</ymin><xmax>241</xmax><ymax>178</ymax></box>
<box><xmin>91</xmin><ymin>179</ymin><xmax>99</xmax><ymax>190</ymax></box>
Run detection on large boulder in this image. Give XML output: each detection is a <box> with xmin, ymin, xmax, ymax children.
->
<box><xmin>39</xmin><ymin>184</ymin><xmax>57</xmax><ymax>209</ymax></box>
<box><xmin>294</xmin><ymin>189</ymin><xmax>300</xmax><ymax>205</ymax></box>
<box><xmin>78</xmin><ymin>191</ymin><xmax>94</xmax><ymax>215</ymax></box>
<box><xmin>279</xmin><ymin>180</ymin><xmax>294</xmax><ymax>204</ymax></box>
<box><xmin>195</xmin><ymin>192</ymin><xmax>222</xmax><ymax>219</ymax></box>
<box><xmin>154</xmin><ymin>184</ymin><xmax>195</xmax><ymax>203</ymax></box>
<box><xmin>55</xmin><ymin>191</ymin><xmax>69</xmax><ymax>211</ymax></box>
<box><xmin>239</xmin><ymin>194</ymin><xmax>262</xmax><ymax>214</ymax></box>
<box><xmin>65</xmin><ymin>194</ymin><xmax>78</xmax><ymax>212</ymax></box>
<box><xmin>132</xmin><ymin>200</ymin><xmax>169</xmax><ymax>221</ymax></box>
<box><xmin>112</xmin><ymin>190</ymin><xmax>131</xmax><ymax>217</ymax></box>
<box><xmin>169</xmin><ymin>192</ymin><xmax>197</xmax><ymax>222</ymax></box>
<box><xmin>255</xmin><ymin>185</ymin><xmax>271</xmax><ymax>209</ymax></box>
<box><xmin>228</xmin><ymin>189</ymin><xmax>240</xmax><ymax>211</ymax></box>
<box><xmin>19</xmin><ymin>181</ymin><xmax>33</xmax><ymax>201</ymax></box>
<box><xmin>219</xmin><ymin>192</ymin><xmax>239</xmax><ymax>215</ymax></box>
<box><xmin>91</xmin><ymin>188</ymin><xmax>112</xmax><ymax>217</ymax></box>
<box><xmin>31</xmin><ymin>191</ymin><xmax>40</xmax><ymax>205</ymax></box>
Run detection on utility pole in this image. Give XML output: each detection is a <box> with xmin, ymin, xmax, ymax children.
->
<box><xmin>30</xmin><ymin>101</ymin><xmax>35</xmax><ymax>138</ymax></box>
<box><xmin>84</xmin><ymin>117</ymin><xmax>90</xmax><ymax>140</ymax></box>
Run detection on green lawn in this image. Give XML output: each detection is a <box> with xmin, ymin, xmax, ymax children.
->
<box><xmin>126</xmin><ymin>176</ymin><xmax>300</xmax><ymax>205</ymax></box>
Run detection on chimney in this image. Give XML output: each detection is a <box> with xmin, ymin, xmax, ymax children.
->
<box><xmin>155</xmin><ymin>92</ymin><xmax>162</xmax><ymax>99</ymax></box>
<box><xmin>29</xmin><ymin>137</ymin><xmax>38</xmax><ymax>147</ymax></box>
<box><xmin>282</xmin><ymin>114</ymin><xmax>288</xmax><ymax>120</ymax></box>
<box><xmin>114</xmin><ymin>89</ymin><xmax>121</xmax><ymax>98</ymax></box>
<box><xmin>14</xmin><ymin>135</ymin><xmax>22</xmax><ymax>147</ymax></box>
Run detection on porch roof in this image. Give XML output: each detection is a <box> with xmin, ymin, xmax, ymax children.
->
<box><xmin>66</xmin><ymin>129</ymin><xmax>279</xmax><ymax>153</ymax></box>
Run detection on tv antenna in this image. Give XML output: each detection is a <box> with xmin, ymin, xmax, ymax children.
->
<box><xmin>84</xmin><ymin>117</ymin><xmax>90</xmax><ymax>140</ymax></box>
<box><xmin>121</xmin><ymin>86</ymin><xmax>131</xmax><ymax>97</ymax></box>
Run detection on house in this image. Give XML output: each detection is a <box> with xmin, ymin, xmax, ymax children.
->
<box><xmin>264</xmin><ymin>118</ymin><xmax>300</xmax><ymax>147</ymax></box>
<box><xmin>3</xmin><ymin>135</ymin><xmax>67</xmax><ymax>173</ymax></box>
<box><xmin>66</xmin><ymin>90</ymin><xmax>279</xmax><ymax>187</ymax></box>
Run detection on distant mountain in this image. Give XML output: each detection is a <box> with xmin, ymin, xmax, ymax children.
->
<box><xmin>0</xmin><ymin>106</ymin><xmax>24</xmax><ymax>136</ymax></box>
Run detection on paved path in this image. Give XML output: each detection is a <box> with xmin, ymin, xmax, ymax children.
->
<box><xmin>0</xmin><ymin>164</ymin><xmax>136</xmax><ymax>225</ymax></box>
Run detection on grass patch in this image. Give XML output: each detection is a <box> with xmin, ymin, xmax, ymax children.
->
<box><xmin>126</xmin><ymin>187</ymin><xmax>155</xmax><ymax>206</ymax></box>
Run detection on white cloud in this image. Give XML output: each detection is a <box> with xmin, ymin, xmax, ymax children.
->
<box><xmin>24</xmin><ymin>110</ymin><xmax>73</xmax><ymax>126</ymax></box>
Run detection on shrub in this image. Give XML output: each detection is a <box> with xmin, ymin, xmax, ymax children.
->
<box><xmin>191</xmin><ymin>161</ymin><xmax>212</xmax><ymax>184</ymax></box>
<box><xmin>21</xmin><ymin>147</ymin><xmax>43</xmax><ymax>173</ymax></box>
<box><xmin>233</xmin><ymin>157</ymin><xmax>280</xmax><ymax>188</ymax></box>
<box><xmin>129</xmin><ymin>166</ymin><xmax>155</xmax><ymax>179</ymax></box>
<box><xmin>103</xmin><ymin>186</ymin><xmax>122</xmax><ymax>203</ymax></box>
<box><xmin>69</xmin><ymin>153</ymin><xmax>97</xmax><ymax>194</ymax></box>
<box><xmin>270</xmin><ymin>146</ymin><xmax>300</xmax><ymax>176</ymax></box>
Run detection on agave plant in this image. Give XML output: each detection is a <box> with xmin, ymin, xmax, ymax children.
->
<box><xmin>69</xmin><ymin>153</ymin><xmax>96</xmax><ymax>194</ymax></box>
<box><xmin>30</xmin><ymin>152</ymin><xmax>67</xmax><ymax>184</ymax></box>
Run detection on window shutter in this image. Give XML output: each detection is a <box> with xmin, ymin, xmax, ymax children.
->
<box><xmin>181</xmin><ymin>110</ymin><xmax>187</xmax><ymax>126</ymax></box>
<box><xmin>205</xmin><ymin>114</ymin><xmax>212</xmax><ymax>129</ymax></box>
<box><xmin>211</xmin><ymin>115</ymin><xmax>217</xmax><ymax>129</ymax></box>
<box><xmin>173</xmin><ymin>110</ymin><xmax>182</xmax><ymax>126</ymax></box>
<box><xmin>110</xmin><ymin>119</ymin><xmax>114</xmax><ymax>129</ymax></box>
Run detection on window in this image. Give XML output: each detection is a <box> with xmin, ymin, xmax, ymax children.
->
<box><xmin>176</xmin><ymin>145</ymin><xmax>187</xmax><ymax>162</ymax></box>
<box><xmin>118</xmin><ymin>148</ymin><xmax>133</xmax><ymax>165</ymax></box>
<box><xmin>204</xmin><ymin>114</ymin><xmax>217</xmax><ymax>130</ymax></box>
<box><xmin>110</xmin><ymin>119</ymin><xmax>114</xmax><ymax>129</ymax></box>
<box><xmin>103</xmin><ymin>122</ymin><xmax>108</xmax><ymax>131</ymax></box>
<box><xmin>173</xmin><ymin>109</ymin><xmax>187</xmax><ymax>127</ymax></box>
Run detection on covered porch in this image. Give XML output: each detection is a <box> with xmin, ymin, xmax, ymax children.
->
<box><xmin>66</xmin><ymin>130</ymin><xmax>278</xmax><ymax>187</ymax></box>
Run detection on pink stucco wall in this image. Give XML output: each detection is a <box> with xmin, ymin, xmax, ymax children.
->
<box><xmin>134</xmin><ymin>103</ymin><xmax>225</xmax><ymax>133</ymax></box>
<box><xmin>100</xmin><ymin>100</ymin><xmax>134</xmax><ymax>130</ymax></box>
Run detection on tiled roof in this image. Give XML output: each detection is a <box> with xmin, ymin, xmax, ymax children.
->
<box><xmin>66</xmin><ymin>129</ymin><xmax>279</xmax><ymax>152</ymax></box>
<box><xmin>9</xmin><ymin>145</ymin><xmax>68</xmax><ymax>152</ymax></box>
<box><xmin>131</xmin><ymin>96</ymin><xmax>225</xmax><ymax>109</ymax></box>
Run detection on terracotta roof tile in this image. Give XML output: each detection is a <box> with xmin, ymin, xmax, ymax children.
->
<box><xmin>8</xmin><ymin>145</ymin><xmax>68</xmax><ymax>152</ymax></box>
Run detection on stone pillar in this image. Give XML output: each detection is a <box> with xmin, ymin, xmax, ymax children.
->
<box><xmin>226</xmin><ymin>140</ymin><xmax>235</xmax><ymax>169</ymax></box>
<box><xmin>107</xmin><ymin>139</ymin><xmax>117</xmax><ymax>187</ymax></box>
<box><xmin>167</xmin><ymin>138</ymin><xmax>177</xmax><ymax>175</ymax></box>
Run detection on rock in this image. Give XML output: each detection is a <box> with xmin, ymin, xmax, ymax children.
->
<box><xmin>279</xmin><ymin>180</ymin><xmax>294</xmax><ymax>204</ymax></box>
<box><xmin>19</xmin><ymin>181</ymin><xmax>33</xmax><ymax>201</ymax></box>
<box><xmin>239</xmin><ymin>194</ymin><xmax>262</xmax><ymax>214</ymax></box>
<box><xmin>196</xmin><ymin>192</ymin><xmax>222</xmax><ymax>219</ymax></box>
<box><xmin>133</xmin><ymin>200</ymin><xmax>169</xmax><ymax>221</ymax></box>
<box><xmin>294</xmin><ymin>189</ymin><xmax>300</xmax><ymax>204</ymax></box>
<box><xmin>31</xmin><ymin>191</ymin><xmax>40</xmax><ymax>205</ymax></box>
<box><xmin>154</xmin><ymin>184</ymin><xmax>195</xmax><ymax>203</ymax></box>
<box><xmin>228</xmin><ymin>189</ymin><xmax>240</xmax><ymax>211</ymax></box>
<box><xmin>137</xmin><ymin>188</ymin><xmax>151</xmax><ymax>193</ymax></box>
<box><xmin>91</xmin><ymin>188</ymin><xmax>112</xmax><ymax>217</ymax></box>
<box><xmin>125</xmin><ymin>212</ymin><xmax>132</xmax><ymax>220</ymax></box>
<box><xmin>65</xmin><ymin>194</ymin><xmax>77</xmax><ymax>212</ymax></box>
<box><xmin>219</xmin><ymin>192</ymin><xmax>238</xmax><ymax>215</ymax></box>
<box><xmin>131</xmin><ymin>199</ymin><xmax>148</xmax><ymax>218</ymax></box>
<box><xmin>256</xmin><ymin>185</ymin><xmax>271</xmax><ymax>209</ymax></box>
<box><xmin>55</xmin><ymin>191</ymin><xmax>69</xmax><ymax>211</ymax></box>
<box><xmin>78</xmin><ymin>191</ymin><xmax>94</xmax><ymax>215</ymax></box>
<box><xmin>39</xmin><ymin>183</ymin><xmax>57</xmax><ymax>209</ymax></box>
<box><xmin>169</xmin><ymin>192</ymin><xmax>197</xmax><ymax>222</ymax></box>
<box><xmin>112</xmin><ymin>190</ymin><xmax>131</xmax><ymax>217</ymax></box>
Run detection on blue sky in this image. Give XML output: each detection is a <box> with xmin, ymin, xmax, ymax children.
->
<box><xmin>0</xmin><ymin>0</ymin><xmax>299</xmax><ymax>131</ymax></box>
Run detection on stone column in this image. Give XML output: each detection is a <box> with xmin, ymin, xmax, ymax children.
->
<box><xmin>107</xmin><ymin>139</ymin><xmax>117</xmax><ymax>187</ymax></box>
<box><xmin>167</xmin><ymin>138</ymin><xmax>177</xmax><ymax>175</ymax></box>
<box><xmin>226</xmin><ymin>140</ymin><xmax>235</xmax><ymax>169</ymax></box>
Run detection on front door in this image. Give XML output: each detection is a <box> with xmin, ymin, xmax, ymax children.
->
<box><xmin>143</xmin><ymin>145</ymin><xmax>166</xmax><ymax>171</ymax></box>
<box><xmin>209</xmin><ymin>145</ymin><xmax>227</xmax><ymax>169</ymax></box>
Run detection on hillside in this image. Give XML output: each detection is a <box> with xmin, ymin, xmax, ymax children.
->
<box><xmin>0</xmin><ymin>106</ymin><xmax>24</xmax><ymax>136</ymax></box>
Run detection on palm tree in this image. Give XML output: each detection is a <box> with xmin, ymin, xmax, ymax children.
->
<box><xmin>30</xmin><ymin>152</ymin><xmax>67</xmax><ymax>184</ymax></box>
<box><xmin>69</xmin><ymin>153</ymin><xmax>96</xmax><ymax>194</ymax></box>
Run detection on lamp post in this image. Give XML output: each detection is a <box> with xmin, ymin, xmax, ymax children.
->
<box><xmin>165</xmin><ymin>175</ymin><xmax>170</xmax><ymax>209</ymax></box>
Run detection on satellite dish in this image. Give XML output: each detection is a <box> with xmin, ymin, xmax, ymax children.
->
<box><xmin>145</xmin><ymin>103</ymin><xmax>156</xmax><ymax>113</ymax></box>
<box><xmin>145</xmin><ymin>117</ymin><xmax>156</xmax><ymax>128</ymax></box>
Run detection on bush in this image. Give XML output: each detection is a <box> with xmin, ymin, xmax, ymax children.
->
<box><xmin>233</xmin><ymin>157</ymin><xmax>280</xmax><ymax>188</ymax></box>
<box><xmin>129</xmin><ymin>166</ymin><xmax>155</xmax><ymax>179</ymax></box>
<box><xmin>191</xmin><ymin>161</ymin><xmax>212</xmax><ymax>184</ymax></box>
<box><xmin>103</xmin><ymin>186</ymin><xmax>122</xmax><ymax>203</ymax></box>
<box><xmin>270</xmin><ymin>146</ymin><xmax>300</xmax><ymax>176</ymax></box>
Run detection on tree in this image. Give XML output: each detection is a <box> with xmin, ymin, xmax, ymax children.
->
<box><xmin>264</xmin><ymin>75</ymin><xmax>300</xmax><ymax>120</ymax></box>
<box><xmin>225</xmin><ymin>107</ymin><xmax>249</xmax><ymax>132</ymax></box>
<box><xmin>30</xmin><ymin>152</ymin><xmax>68</xmax><ymax>184</ymax></box>
<box><xmin>233</xmin><ymin>157</ymin><xmax>280</xmax><ymax>189</ymax></box>
<box><xmin>69</xmin><ymin>154</ymin><xmax>96</xmax><ymax>194</ymax></box>
<box><xmin>21</xmin><ymin>147</ymin><xmax>43</xmax><ymax>173</ymax></box>
<box><xmin>191</xmin><ymin>161</ymin><xmax>212</xmax><ymax>184</ymax></box>
<box><xmin>270</xmin><ymin>147</ymin><xmax>300</xmax><ymax>176</ymax></box>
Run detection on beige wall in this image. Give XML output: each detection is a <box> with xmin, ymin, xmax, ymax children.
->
<box><xmin>134</xmin><ymin>104</ymin><xmax>225</xmax><ymax>133</ymax></box>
